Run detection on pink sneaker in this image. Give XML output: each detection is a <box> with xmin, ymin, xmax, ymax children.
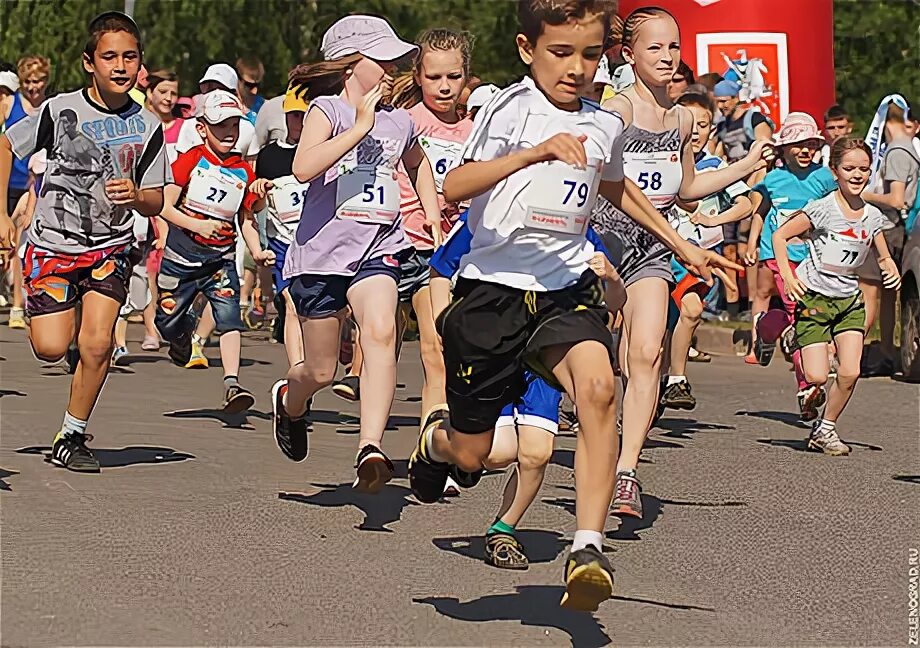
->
<box><xmin>141</xmin><ymin>335</ymin><xmax>160</xmax><ymax>351</ymax></box>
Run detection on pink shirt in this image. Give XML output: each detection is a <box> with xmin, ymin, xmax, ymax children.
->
<box><xmin>398</xmin><ymin>102</ymin><xmax>473</xmax><ymax>250</ymax></box>
<box><xmin>162</xmin><ymin>118</ymin><xmax>184</xmax><ymax>163</ymax></box>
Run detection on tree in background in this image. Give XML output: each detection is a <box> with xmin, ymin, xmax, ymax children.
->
<box><xmin>1</xmin><ymin>0</ymin><xmax>917</xmax><ymax>133</ymax></box>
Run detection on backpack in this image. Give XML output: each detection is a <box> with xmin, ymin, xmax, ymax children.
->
<box><xmin>742</xmin><ymin>108</ymin><xmax>776</xmax><ymax>147</ymax></box>
<box><xmin>886</xmin><ymin>143</ymin><xmax>920</xmax><ymax>234</ymax></box>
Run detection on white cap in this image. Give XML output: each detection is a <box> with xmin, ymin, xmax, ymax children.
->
<box><xmin>593</xmin><ymin>56</ymin><xmax>612</xmax><ymax>86</ymax></box>
<box><xmin>467</xmin><ymin>84</ymin><xmax>500</xmax><ymax>111</ymax></box>
<box><xmin>199</xmin><ymin>63</ymin><xmax>238</xmax><ymax>91</ymax></box>
<box><xmin>0</xmin><ymin>71</ymin><xmax>18</xmax><ymax>93</ymax></box>
<box><xmin>198</xmin><ymin>90</ymin><xmax>245</xmax><ymax>124</ymax></box>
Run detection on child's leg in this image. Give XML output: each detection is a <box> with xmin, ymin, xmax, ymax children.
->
<box><xmin>347</xmin><ymin>274</ymin><xmax>399</xmax><ymax>450</ymax></box>
<box><xmin>281</xmin><ymin>290</ymin><xmax>304</xmax><ymax>367</ymax></box>
<box><xmin>29</xmin><ymin>310</ymin><xmax>76</xmax><ymax>362</ymax></box>
<box><xmin>143</xmin><ymin>265</ymin><xmax>159</xmax><ymax>342</ymax></box>
<box><xmin>722</xmin><ymin>243</ymin><xmax>740</xmax><ymax>315</ymax></box>
<box><xmin>69</xmin><ymin>291</ymin><xmax>121</xmax><ymax>419</ymax></box>
<box><xmin>113</xmin><ymin>316</ymin><xmax>128</xmax><ymax>349</ymax></box>
<box><xmin>195</xmin><ymin>303</ymin><xmax>216</xmax><ymax>342</ymax></box>
<box><xmin>619</xmin><ymin>277</ymin><xmax>669</xmax><ymax>471</ymax></box>
<box><xmin>822</xmin><ymin>330</ymin><xmax>863</xmax><ymax>422</ymax></box>
<box><xmin>670</xmin><ymin>293</ymin><xmax>704</xmax><ymax>379</ymax></box>
<box><xmin>285</xmin><ymin>314</ymin><xmax>344</xmax><ymax>416</ymax></box>
<box><xmin>495</xmin><ymin>424</ymin><xmax>555</xmax><ymax>528</ymax></box>
<box><xmin>751</xmin><ymin>262</ymin><xmax>775</xmax><ymax>343</ymax></box>
<box><xmin>800</xmin><ymin>343</ymin><xmax>831</xmax><ymax>389</ymax></box>
<box><xmin>770</xmin><ymin>261</ymin><xmax>809</xmax><ymax>391</ymax></box>
<box><xmin>859</xmin><ymin>279</ymin><xmax>880</xmax><ymax>332</ymax></box>
<box><xmin>413</xmin><ymin>285</ymin><xmax>447</xmax><ymax>418</ymax></box>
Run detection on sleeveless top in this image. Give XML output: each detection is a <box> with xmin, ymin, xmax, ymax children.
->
<box><xmin>4</xmin><ymin>93</ymin><xmax>31</xmax><ymax>190</ymax></box>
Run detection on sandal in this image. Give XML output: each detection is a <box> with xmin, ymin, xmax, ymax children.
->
<box><xmin>484</xmin><ymin>533</ymin><xmax>529</xmax><ymax>570</ymax></box>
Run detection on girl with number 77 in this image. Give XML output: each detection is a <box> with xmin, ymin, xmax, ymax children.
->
<box><xmin>772</xmin><ymin>137</ymin><xmax>901</xmax><ymax>456</ymax></box>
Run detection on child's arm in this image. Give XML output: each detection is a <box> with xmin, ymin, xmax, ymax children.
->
<box><xmin>864</xmin><ymin>181</ymin><xmax>906</xmax><ymax>211</ymax></box>
<box><xmin>679</xmin><ymin>136</ymin><xmax>773</xmax><ymax>201</ymax></box>
<box><xmin>0</xmin><ymin>135</ymin><xmax>15</xmax><ymax>247</ymax></box>
<box><xmin>873</xmin><ymin>231</ymin><xmax>902</xmax><ymax>290</ymax></box>
<box><xmin>160</xmin><ymin>184</ymin><xmax>232</xmax><ymax>239</ymax></box>
<box><xmin>152</xmin><ymin>215</ymin><xmax>168</xmax><ymax>250</ymax></box>
<box><xmin>771</xmin><ymin>211</ymin><xmax>811</xmax><ymax>301</ymax></box>
<box><xmin>403</xmin><ymin>143</ymin><xmax>442</xmax><ymax>247</ymax></box>
<box><xmin>429</xmin><ymin>269</ymin><xmax>452</xmax><ymax>322</ymax></box>
<box><xmin>692</xmin><ymin>194</ymin><xmax>753</xmax><ymax>226</ymax></box>
<box><xmin>239</xmin><ymin>208</ymin><xmax>275</xmax><ymax>265</ymax></box>
<box><xmin>292</xmin><ymin>86</ymin><xmax>383</xmax><ymax>183</ymax></box>
<box><xmin>442</xmin><ymin>133</ymin><xmax>588</xmax><ymax>204</ymax></box>
<box><xmin>599</xmin><ymin>177</ymin><xmax>742</xmax><ymax>283</ymax></box>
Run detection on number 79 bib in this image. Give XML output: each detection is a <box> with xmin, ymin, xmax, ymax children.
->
<box><xmin>524</xmin><ymin>160</ymin><xmax>602</xmax><ymax>235</ymax></box>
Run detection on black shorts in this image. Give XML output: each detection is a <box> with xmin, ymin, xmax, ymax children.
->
<box><xmin>439</xmin><ymin>271</ymin><xmax>611</xmax><ymax>434</ymax></box>
<box><xmin>397</xmin><ymin>249</ymin><xmax>433</xmax><ymax>303</ymax></box>
<box><xmin>288</xmin><ymin>254</ymin><xmax>403</xmax><ymax>318</ymax></box>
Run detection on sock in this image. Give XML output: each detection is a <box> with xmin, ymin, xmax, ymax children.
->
<box><xmin>667</xmin><ymin>375</ymin><xmax>686</xmax><ymax>386</ymax></box>
<box><xmin>487</xmin><ymin>519</ymin><xmax>515</xmax><ymax>536</ymax></box>
<box><xmin>192</xmin><ymin>333</ymin><xmax>204</xmax><ymax>346</ymax></box>
<box><xmin>60</xmin><ymin>412</ymin><xmax>87</xmax><ymax>439</ymax></box>
<box><xmin>223</xmin><ymin>375</ymin><xmax>239</xmax><ymax>389</ymax></box>
<box><xmin>726</xmin><ymin>301</ymin><xmax>740</xmax><ymax>317</ymax></box>
<box><xmin>424</xmin><ymin>426</ymin><xmax>447</xmax><ymax>463</ymax></box>
<box><xmin>817</xmin><ymin>419</ymin><xmax>836</xmax><ymax>433</ymax></box>
<box><xmin>572</xmin><ymin>530</ymin><xmax>604</xmax><ymax>553</ymax></box>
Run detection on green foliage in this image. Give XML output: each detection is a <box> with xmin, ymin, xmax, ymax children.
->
<box><xmin>1</xmin><ymin>0</ymin><xmax>916</xmax><ymax>134</ymax></box>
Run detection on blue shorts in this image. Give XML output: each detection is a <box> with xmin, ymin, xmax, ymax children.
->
<box><xmin>268</xmin><ymin>237</ymin><xmax>290</xmax><ymax>293</ymax></box>
<box><xmin>156</xmin><ymin>257</ymin><xmax>245</xmax><ymax>340</ymax></box>
<box><xmin>287</xmin><ymin>254</ymin><xmax>404</xmax><ymax>318</ymax></box>
<box><xmin>495</xmin><ymin>373</ymin><xmax>561</xmax><ymax>435</ymax></box>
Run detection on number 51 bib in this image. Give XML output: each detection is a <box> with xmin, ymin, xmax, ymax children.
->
<box><xmin>524</xmin><ymin>160</ymin><xmax>602</xmax><ymax>235</ymax></box>
<box><xmin>335</xmin><ymin>164</ymin><xmax>400</xmax><ymax>225</ymax></box>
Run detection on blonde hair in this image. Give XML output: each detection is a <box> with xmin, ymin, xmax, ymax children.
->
<box><xmin>390</xmin><ymin>28</ymin><xmax>473</xmax><ymax>110</ymax></box>
<box><xmin>287</xmin><ymin>53</ymin><xmax>364</xmax><ymax>101</ymax></box>
<box><xmin>17</xmin><ymin>55</ymin><xmax>50</xmax><ymax>82</ymax></box>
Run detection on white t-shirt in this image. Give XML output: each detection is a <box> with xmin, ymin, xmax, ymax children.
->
<box><xmin>175</xmin><ymin>116</ymin><xmax>254</xmax><ymax>157</ymax></box>
<box><xmin>457</xmin><ymin>76</ymin><xmax>625</xmax><ymax>291</ymax></box>
<box><xmin>246</xmin><ymin>95</ymin><xmax>286</xmax><ymax>158</ymax></box>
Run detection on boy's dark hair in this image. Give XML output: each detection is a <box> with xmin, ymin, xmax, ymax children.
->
<box><xmin>676</xmin><ymin>91</ymin><xmax>712</xmax><ymax>115</ymax></box>
<box><xmin>674</xmin><ymin>60</ymin><xmax>694</xmax><ymax>84</ymax></box>
<box><xmin>0</xmin><ymin>60</ymin><xmax>15</xmax><ymax>74</ymax></box>
<box><xmin>823</xmin><ymin>103</ymin><xmax>849</xmax><ymax>124</ymax></box>
<box><xmin>518</xmin><ymin>0</ymin><xmax>619</xmax><ymax>45</ymax></box>
<box><xmin>697</xmin><ymin>72</ymin><xmax>722</xmax><ymax>92</ymax></box>
<box><xmin>84</xmin><ymin>11</ymin><xmax>143</xmax><ymax>60</ymax></box>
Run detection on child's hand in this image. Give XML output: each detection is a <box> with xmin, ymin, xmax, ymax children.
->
<box><xmin>880</xmin><ymin>257</ymin><xmax>902</xmax><ymax>290</ymax></box>
<box><xmin>105</xmin><ymin>178</ymin><xmax>137</xmax><ymax>205</ymax></box>
<box><xmin>154</xmin><ymin>226</ymin><xmax>168</xmax><ymax>250</ymax></box>
<box><xmin>782</xmin><ymin>271</ymin><xmax>807</xmax><ymax>301</ymax></box>
<box><xmin>253</xmin><ymin>248</ymin><xmax>276</xmax><ymax>266</ymax></box>
<box><xmin>250</xmin><ymin>178</ymin><xmax>274</xmax><ymax>198</ymax></box>
<box><xmin>194</xmin><ymin>218</ymin><xmax>233</xmax><ymax>240</ymax></box>
<box><xmin>742</xmin><ymin>243</ymin><xmax>759</xmax><ymax>266</ymax></box>
<box><xmin>355</xmin><ymin>84</ymin><xmax>384</xmax><ymax>135</ymax></box>
<box><xmin>746</xmin><ymin>140</ymin><xmax>777</xmax><ymax>172</ymax></box>
<box><xmin>588</xmin><ymin>252</ymin><xmax>619</xmax><ymax>282</ymax></box>
<box><xmin>527</xmin><ymin>133</ymin><xmax>588</xmax><ymax>169</ymax></box>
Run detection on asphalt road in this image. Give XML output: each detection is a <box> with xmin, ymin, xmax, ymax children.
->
<box><xmin>1</xmin><ymin>323</ymin><xmax>918</xmax><ymax>647</ymax></box>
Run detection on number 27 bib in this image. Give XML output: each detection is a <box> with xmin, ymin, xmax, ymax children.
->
<box><xmin>184</xmin><ymin>162</ymin><xmax>247</xmax><ymax>220</ymax></box>
<box><xmin>524</xmin><ymin>160</ymin><xmax>602</xmax><ymax>235</ymax></box>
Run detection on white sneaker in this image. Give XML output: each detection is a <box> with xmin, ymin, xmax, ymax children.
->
<box><xmin>443</xmin><ymin>475</ymin><xmax>461</xmax><ymax>497</ymax></box>
<box><xmin>808</xmin><ymin>423</ymin><xmax>851</xmax><ymax>456</ymax></box>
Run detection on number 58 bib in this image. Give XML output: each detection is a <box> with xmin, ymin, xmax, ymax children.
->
<box><xmin>184</xmin><ymin>161</ymin><xmax>247</xmax><ymax>220</ymax></box>
<box><xmin>524</xmin><ymin>160</ymin><xmax>602</xmax><ymax>235</ymax></box>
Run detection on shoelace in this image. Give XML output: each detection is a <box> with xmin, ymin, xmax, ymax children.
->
<box><xmin>615</xmin><ymin>475</ymin><xmax>638</xmax><ymax>502</ymax></box>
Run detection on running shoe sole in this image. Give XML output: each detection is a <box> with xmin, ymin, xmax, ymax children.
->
<box><xmin>560</xmin><ymin>562</ymin><xmax>614</xmax><ymax>612</ymax></box>
<box><xmin>185</xmin><ymin>357</ymin><xmax>209</xmax><ymax>369</ymax></box>
<box><xmin>807</xmin><ymin>439</ymin><xmax>851</xmax><ymax>456</ymax></box>
<box><xmin>223</xmin><ymin>391</ymin><xmax>255</xmax><ymax>415</ymax></box>
<box><xmin>354</xmin><ymin>454</ymin><xmax>393</xmax><ymax>494</ymax></box>
<box><xmin>271</xmin><ymin>380</ymin><xmax>308</xmax><ymax>462</ymax></box>
<box><xmin>610</xmin><ymin>504</ymin><xmax>643</xmax><ymax>519</ymax></box>
<box><xmin>800</xmin><ymin>387</ymin><xmax>827</xmax><ymax>422</ymax></box>
<box><xmin>50</xmin><ymin>456</ymin><xmax>101</xmax><ymax>473</ymax></box>
<box><xmin>331</xmin><ymin>381</ymin><xmax>358</xmax><ymax>402</ymax></box>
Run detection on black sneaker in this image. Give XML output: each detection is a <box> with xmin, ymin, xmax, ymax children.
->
<box><xmin>331</xmin><ymin>374</ymin><xmax>359</xmax><ymax>402</ymax></box>
<box><xmin>422</xmin><ymin>406</ymin><xmax>449</xmax><ymax>431</ymax></box>
<box><xmin>660</xmin><ymin>379</ymin><xmax>696</xmax><ymax>410</ymax></box>
<box><xmin>408</xmin><ymin>419</ymin><xmax>450</xmax><ymax>503</ymax></box>
<box><xmin>560</xmin><ymin>545</ymin><xmax>614</xmax><ymax>611</ymax></box>
<box><xmin>223</xmin><ymin>384</ymin><xmax>255</xmax><ymax>414</ymax></box>
<box><xmin>353</xmin><ymin>444</ymin><xmax>394</xmax><ymax>493</ymax></box>
<box><xmin>270</xmin><ymin>380</ymin><xmax>309</xmax><ymax>462</ymax></box>
<box><xmin>448</xmin><ymin>464</ymin><xmax>483</xmax><ymax>489</ymax></box>
<box><xmin>167</xmin><ymin>329</ymin><xmax>193</xmax><ymax>367</ymax></box>
<box><xmin>50</xmin><ymin>431</ymin><xmax>100</xmax><ymax>473</ymax></box>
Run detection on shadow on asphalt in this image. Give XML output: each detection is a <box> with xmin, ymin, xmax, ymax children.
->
<box><xmin>279</xmin><ymin>482</ymin><xmax>419</xmax><ymax>532</ymax></box>
<box><xmin>15</xmin><ymin>445</ymin><xmax>195</xmax><ymax>468</ymax></box>
<box><xmin>333</xmin><ymin>413</ymin><xmax>421</xmax><ymax>435</ymax></box>
<box><xmin>204</xmin><ymin>356</ymin><xmax>273</xmax><ymax>368</ymax></box>
<box><xmin>162</xmin><ymin>407</ymin><xmax>271</xmax><ymax>430</ymax></box>
<box><xmin>116</xmin><ymin>354</ymin><xmax>171</xmax><ymax>366</ymax></box>
<box><xmin>0</xmin><ymin>467</ymin><xmax>18</xmax><ymax>491</ymax></box>
<box><xmin>656</xmin><ymin>417</ymin><xmax>734</xmax><ymax>439</ymax></box>
<box><xmin>893</xmin><ymin>474</ymin><xmax>920</xmax><ymax>484</ymax></box>
<box><xmin>737</xmin><ymin>410</ymin><xmax>809</xmax><ymax>429</ymax></box>
<box><xmin>414</xmin><ymin>585</ymin><xmax>611</xmax><ymax>647</ymax></box>
<box><xmin>432</xmin><ymin>530</ymin><xmax>568</xmax><ymax>565</ymax></box>
<box><xmin>755</xmin><ymin>438</ymin><xmax>884</xmax><ymax>453</ymax></box>
<box><xmin>0</xmin><ymin>389</ymin><xmax>26</xmax><ymax>398</ymax></box>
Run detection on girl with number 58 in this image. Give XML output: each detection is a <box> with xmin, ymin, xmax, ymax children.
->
<box><xmin>773</xmin><ymin>137</ymin><xmax>900</xmax><ymax>456</ymax></box>
<box><xmin>269</xmin><ymin>15</ymin><xmax>441</xmax><ymax>495</ymax></box>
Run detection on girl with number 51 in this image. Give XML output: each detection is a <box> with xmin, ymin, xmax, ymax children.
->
<box><xmin>773</xmin><ymin>137</ymin><xmax>901</xmax><ymax>456</ymax></box>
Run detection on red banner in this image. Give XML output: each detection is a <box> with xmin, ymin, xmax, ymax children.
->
<box><xmin>618</xmin><ymin>0</ymin><xmax>836</xmax><ymax>125</ymax></box>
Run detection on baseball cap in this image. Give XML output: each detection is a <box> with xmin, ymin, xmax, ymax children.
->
<box><xmin>321</xmin><ymin>15</ymin><xmax>418</xmax><ymax>63</ymax></box>
<box><xmin>467</xmin><ymin>84</ymin><xmax>499</xmax><ymax>111</ymax></box>
<box><xmin>713</xmin><ymin>79</ymin><xmax>741</xmax><ymax>98</ymax></box>
<box><xmin>593</xmin><ymin>56</ymin><xmax>613</xmax><ymax>86</ymax></box>
<box><xmin>199</xmin><ymin>63</ymin><xmax>238</xmax><ymax>91</ymax></box>
<box><xmin>773</xmin><ymin>112</ymin><xmax>824</xmax><ymax>146</ymax></box>
<box><xmin>283</xmin><ymin>83</ymin><xmax>309</xmax><ymax>113</ymax></box>
<box><xmin>198</xmin><ymin>90</ymin><xmax>245</xmax><ymax>124</ymax></box>
<box><xmin>0</xmin><ymin>71</ymin><xmax>18</xmax><ymax>93</ymax></box>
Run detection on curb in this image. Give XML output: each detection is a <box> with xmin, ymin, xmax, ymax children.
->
<box><xmin>695</xmin><ymin>323</ymin><xmax>752</xmax><ymax>357</ymax></box>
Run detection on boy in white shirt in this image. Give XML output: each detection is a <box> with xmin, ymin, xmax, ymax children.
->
<box><xmin>408</xmin><ymin>0</ymin><xmax>737</xmax><ymax>612</ymax></box>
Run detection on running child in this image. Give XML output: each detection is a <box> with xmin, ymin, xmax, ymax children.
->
<box><xmin>773</xmin><ymin>137</ymin><xmax>900</xmax><ymax>454</ymax></box>
<box><xmin>156</xmin><ymin>90</ymin><xmax>271</xmax><ymax>413</ymax></box>
<box><xmin>409</xmin><ymin>0</ymin><xmax>738</xmax><ymax>611</ymax></box>
<box><xmin>747</xmin><ymin>112</ymin><xmax>837</xmax><ymax>421</ymax></box>
<box><xmin>270</xmin><ymin>15</ymin><xmax>440</xmax><ymax>494</ymax></box>
<box><xmin>0</xmin><ymin>11</ymin><xmax>168</xmax><ymax>472</ymax></box>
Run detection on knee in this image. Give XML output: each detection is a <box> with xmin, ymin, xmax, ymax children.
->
<box><xmin>575</xmin><ymin>373</ymin><xmax>617</xmax><ymax>412</ymax></box>
<box><xmin>360</xmin><ymin>316</ymin><xmax>396</xmax><ymax>350</ymax></box>
<box><xmin>484</xmin><ymin>429</ymin><xmax>518</xmax><ymax>469</ymax></box>
<box><xmin>453</xmin><ymin>445</ymin><xmax>487</xmax><ymax>473</ymax></box>
<box><xmin>419</xmin><ymin>337</ymin><xmax>444</xmax><ymax>372</ymax></box>
<box><xmin>681</xmin><ymin>296</ymin><xmax>704</xmax><ymax>322</ymax></box>
<box><xmin>835</xmin><ymin>368</ymin><xmax>860</xmax><ymax>388</ymax></box>
<box><xmin>30</xmin><ymin>338</ymin><xmax>68</xmax><ymax>363</ymax></box>
<box><xmin>517</xmin><ymin>440</ymin><xmax>553</xmax><ymax>471</ymax></box>
<box><xmin>77</xmin><ymin>334</ymin><xmax>114</xmax><ymax>365</ymax></box>
<box><xmin>805</xmin><ymin>368</ymin><xmax>829</xmax><ymax>387</ymax></box>
<box><xmin>628</xmin><ymin>339</ymin><xmax>664</xmax><ymax>370</ymax></box>
<box><xmin>290</xmin><ymin>359</ymin><xmax>337</xmax><ymax>388</ymax></box>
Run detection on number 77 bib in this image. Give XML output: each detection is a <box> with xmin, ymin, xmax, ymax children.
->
<box><xmin>524</xmin><ymin>160</ymin><xmax>602</xmax><ymax>235</ymax></box>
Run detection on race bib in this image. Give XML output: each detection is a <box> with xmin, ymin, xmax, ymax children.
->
<box><xmin>184</xmin><ymin>162</ymin><xmax>246</xmax><ymax>220</ymax></box>
<box><xmin>815</xmin><ymin>230</ymin><xmax>870</xmax><ymax>275</ymax></box>
<box><xmin>776</xmin><ymin>208</ymin><xmax>799</xmax><ymax>227</ymax></box>
<box><xmin>269</xmin><ymin>175</ymin><xmax>310</xmax><ymax>223</ymax></box>
<box><xmin>623</xmin><ymin>150</ymin><xmax>682</xmax><ymax>209</ymax></box>
<box><xmin>419</xmin><ymin>136</ymin><xmax>463</xmax><ymax>191</ymax></box>
<box><xmin>335</xmin><ymin>165</ymin><xmax>400</xmax><ymax>225</ymax></box>
<box><xmin>524</xmin><ymin>160</ymin><xmax>601</xmax><ymax>235</ymax></box>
